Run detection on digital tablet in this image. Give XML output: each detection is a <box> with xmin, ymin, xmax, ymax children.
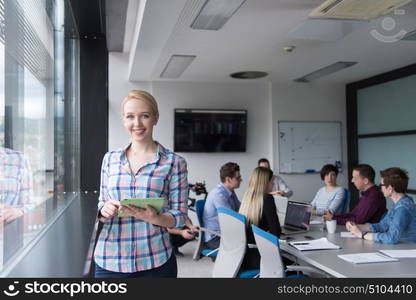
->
<box><xmin>118</xmin><ymin>197</ymin><xmax>165</xmax><ymax>217</ymax></box>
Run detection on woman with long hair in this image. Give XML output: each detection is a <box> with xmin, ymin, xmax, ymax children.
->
<box><xmin>239</xmin><ymin>166</ymin><xmax>282</xmax><ymax>269</ymax></box>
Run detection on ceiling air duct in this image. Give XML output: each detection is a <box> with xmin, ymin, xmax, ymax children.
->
<box><xmin>309</xmin><ymin>0</ymin><xmax>413</xmax><ymax>20</ymax></box>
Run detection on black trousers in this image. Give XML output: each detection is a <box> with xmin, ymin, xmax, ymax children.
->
<box><xmin>170</xmin><ymin>234</ymin><xmax>191</xmax><ymax>249</ymax></box>
<box><xmin>205</xmin><ymin>236</ymin><xmax>220</xmax><ymax>250</ymax></box>
<box><xmin>169</xmin><ymin>226</ymin><xmax>195</xmax><ymax>249</ymax></box>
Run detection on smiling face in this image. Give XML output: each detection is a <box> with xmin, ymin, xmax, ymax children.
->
<box><xmin>122</xmin><ymin>99</ymin><xmax>158</xmax><ymax>143</ymax></box>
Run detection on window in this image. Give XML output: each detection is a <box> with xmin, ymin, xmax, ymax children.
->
<box><xmin>0</xmin><ymin>0</ymin><xmax>79</xmax><ymax>273</ymax></box>
<box><xmin>347</xmin><ymin>64</ymin><xmax>416</xmax><ymax>210</ymax></box>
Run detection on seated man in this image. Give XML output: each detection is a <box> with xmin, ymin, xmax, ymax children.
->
<box><xmin>202</xmin><ymin>162</ymin><xmax>242</xmax><ymax>250</ymax></box>
<box><xmin>168</xmin><ymin>217</ymin><xmax>199</xmax><ymax>257</ymax></box>
<box><xmin>323</xmin><ymin>164</ymin><xmax>386</xmax><ymax>225</ymax></box>
<box><xmin>258</xmin><ymin>158</ymin><xmax>292</xmax><ymax>198</ymax></box>
<box><xmin>346</xmin><ymin>167</ymin><xmax>416</xmax><ymax>244</ymax></box>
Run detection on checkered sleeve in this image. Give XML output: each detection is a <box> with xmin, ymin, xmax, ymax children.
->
<box><xmin>98</xmin><ymin>152</ymin><xmax>110</xmax><ymax>212</ymax></box>
<box><xmin>166</xmin><ymin>156</ymin><xmax>188</xmax><ymax>228</ymax></box>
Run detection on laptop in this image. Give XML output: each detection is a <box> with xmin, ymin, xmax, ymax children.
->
<box><xmin>281</xmin><ymin>201</ymin><xmax>312</xmax><ymax>235</ymax></box>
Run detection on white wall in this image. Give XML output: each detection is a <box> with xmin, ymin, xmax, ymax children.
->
<box><xmin>271</xmin><ymin>82</ymin><xmax>348</xmax><ymax>203</ymax></box>
<box><xmin>108</xmin><ymin>53</ymin><xmax>151</xmax><ymax>151</ymax></box>
<box><xmin>109</xmin><ymin>53</ymin><xmax>273</xmax><ymax>199</ymax></box>
<box><xmin>109</xmin><ymin>53</ymin><xmax>348</xmax><ymax>202</ymax></box>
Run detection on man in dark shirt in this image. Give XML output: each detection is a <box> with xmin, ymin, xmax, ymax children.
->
<box><xmin>323</xmin><ymin>164</ymin><xmax>386</xmax><ymax>225</ymax></box>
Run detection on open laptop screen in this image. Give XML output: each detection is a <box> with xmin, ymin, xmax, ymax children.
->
<box><xmin>284</xmin><ymin>201</ymin><xmax>311</xmax><ymax>229</ymax></box>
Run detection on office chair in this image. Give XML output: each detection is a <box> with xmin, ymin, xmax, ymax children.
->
<box><xmin>251</xmin><ymin>225</ymin><xmax>327</xmax><ymax>278</ymax></box>
<box><xmin>212</xmin><ymin>207</ymin><xmax>259</xmax><ymax>278</ymax></box>
<box><xmin>341</xmin><ymin>189</ymin><xmax>351</xmax><ymax>214</ymax></box>
<box><xmin>192</xmin><ymin>199</ymin><xmax>220</xmax><ymax>261</ymax></box>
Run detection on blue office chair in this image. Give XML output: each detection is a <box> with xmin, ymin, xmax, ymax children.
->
<box><xmin>192</xmin><ymin>199</ymin><xmax>219</xmax><ymax>261</ymax></box>
<box><xmin>341</xmin><ymin>189</ymin><xmax>351</xmax><ymax>214</ymax></box>
<box><xmin>251</xmin><ymin>225</ymin><xmax>327</xmax><ymax>278</ymax></box>
<box><xmin>212</xmin><ymin>207</ymin><xmax>259</xmax><ymax>278</ymax></box>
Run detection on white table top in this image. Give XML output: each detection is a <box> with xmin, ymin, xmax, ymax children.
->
<box><xmin>279</xmin><ymin>224</ymin><xmax>416</xmax><ymax>278</ymax></box>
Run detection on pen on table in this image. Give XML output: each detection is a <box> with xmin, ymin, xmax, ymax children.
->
<box><xmin>292</xmin><ymin>242</ymin><xmax>310</xmax><ymax>245</ymax></box>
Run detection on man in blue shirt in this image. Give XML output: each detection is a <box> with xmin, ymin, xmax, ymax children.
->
<box><xmin>203</xmin><ymin>162</ymin><xmax>242</xmax><ymax>250</ymax></box>
<box><xmin>346</xmin><ymin>167</ymin><xmax>416</xmax><ymax>244</ymax></box>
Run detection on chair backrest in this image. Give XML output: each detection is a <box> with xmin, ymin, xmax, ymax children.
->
<box><xmin>195</xmin><ymin>199</ymin><xmax>206</xmax><ymax>227</ymax></box>
<box><xmin>252</xmin><ymin>225</ymin><xmax>284</xmax><ymax>278</ymax></box>
<box><xmin>192</xmin><ymin>199</ymin><xmax>206</xmax><ymax>260</ymax></box>
<box><xmin>341</xmin><ymin>189</ymin><xmax>351</xmax><ymax>214</ymax></box>
<box><xmin>212</xmin><ymin>207</ymin><xmax>247</xmax><ymax>278</ymax></box>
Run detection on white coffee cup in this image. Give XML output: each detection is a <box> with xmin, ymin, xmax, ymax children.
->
<box><xmin>326</xmin><ymin>220</ymin><xmax>337</xmax><ymax>234</ymax></box>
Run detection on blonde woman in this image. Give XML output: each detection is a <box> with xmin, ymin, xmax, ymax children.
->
<box><xmin>94</xmin><ymin>90</ymin><xmax>188</xmax><ymax>278</ymax></box>
<box><xmin>239</xmin><ymin>167</ymin><xmax>282</xmax><ymax>270</ymax></box>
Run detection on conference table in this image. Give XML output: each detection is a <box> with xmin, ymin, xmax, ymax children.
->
<box><xmin>278</xmin><ymin>223</ymin><xmax>416</xmax><ymax>278</ymax></box>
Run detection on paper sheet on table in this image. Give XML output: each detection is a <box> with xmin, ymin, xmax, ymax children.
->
<box><xmin>310</xmin><ymin>219</ymin><xmax>323</xmax><ymax>225</ymax></box>
<box><xmin>340</xmin><ymin>232</ymin><xmax>356</xmax><ymax>238</ymax></box>
<box><xmin>338</xmin><ymin>253</ymin><xmax>399</xmax><ymax>264</ymax></box>
<box><xmin>379</xmin><ymin>249</ymin><xmax>416</xmax><ymax>258</ymax></box>
<box><xmin>289</xmin><ymin>237</ymin><xmax>341</xmax><ymax>251</ymax></box>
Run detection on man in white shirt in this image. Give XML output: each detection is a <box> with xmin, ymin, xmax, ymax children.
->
<box><xmin>258</xmin><ymin>158</ymin><xmax>292</xmax><ymax>198</ymax></box>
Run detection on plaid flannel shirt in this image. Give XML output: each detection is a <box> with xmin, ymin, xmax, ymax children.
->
<box><xmin>0</xmin><ymin>147</ymin><xmax>33</xmax><ymax>209</ymax></box>
<box><xmin>94</xmin><ymin>143</ymin><xmax>188</xmax><ymax>273</ymax></box>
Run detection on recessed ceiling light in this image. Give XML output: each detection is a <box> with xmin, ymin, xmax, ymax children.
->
<box><xmin>230</xmin><ymin>71</ymin><xmax>268</xmax><ymax>79</ymax></box>
<box><xmin>294</xmin><ymin>61</ymin><xmax>357</xmax><ymax>82</ymax></box>
<box><xmin>191</xmin><ymin>0</ymin><xmax>247</xmax><ymax>30</ymax></box>
<box><xmin>160</xmin><ymin>55</ymin><xmax>196</xmax><ymax>78</ymax></box>
<box><xmin>283</xmin><ymin>46</ymin><xmax>296</xmax><ymax>53</ymax></box>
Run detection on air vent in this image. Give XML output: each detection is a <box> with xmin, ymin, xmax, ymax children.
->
<box><xmin>309</xmin><ymin>0</ymin><xmax>412</xmax><ymax>20</ymax></box>
<box><xmin>230</xmin><ymin>71</ymin><xmax>268</xmax><ymax>79</ymax></box>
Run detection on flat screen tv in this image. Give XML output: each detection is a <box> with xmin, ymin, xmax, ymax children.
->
<box><xmin>174</xmin><ymin>109</ymin><xmax>247</xmax><ymax>152</ymax></box>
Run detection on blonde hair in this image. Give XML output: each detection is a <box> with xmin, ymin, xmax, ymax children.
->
<box><xmin>239</xmin><ymin>167</ymin><xmax>273</xmax><ymax>226</ymax></box>
<box><xmin>121</xmin><ymin>90</ymin><xmax>159</xmax><ymax>117</ymax></box>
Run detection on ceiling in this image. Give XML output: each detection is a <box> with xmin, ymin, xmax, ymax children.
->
<box><xmin>108</xmin><ymin>0</ymin><xmax>416</xmax><ymax>84</ymax></box>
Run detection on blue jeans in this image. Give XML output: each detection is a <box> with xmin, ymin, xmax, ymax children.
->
<box><xmin>94</xmin><ymin>254</ymin><xmax>177</xmax><ymax>278</ymax></box>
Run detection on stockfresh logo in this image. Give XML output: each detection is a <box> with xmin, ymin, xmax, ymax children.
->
<box><xmin>3</xmin><ymin>281</ymin><xmax>20</xmax><ymax>297</ymax></box>
<box><xmin>370</xmin><ymin>9</ymin><xmax>407</xmax><ymax>43</ymax></box>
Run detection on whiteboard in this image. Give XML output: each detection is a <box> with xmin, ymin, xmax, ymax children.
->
<box><xmin>278</xmin><ymin>121</ymin><xmax>342</xmax><ymax>174</ymax></box>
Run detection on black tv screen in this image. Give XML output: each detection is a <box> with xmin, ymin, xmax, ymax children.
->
<box><xmin>174</xmin><ymin>109</ymin><xmax>247</xmax><ymax>152</ymax></box>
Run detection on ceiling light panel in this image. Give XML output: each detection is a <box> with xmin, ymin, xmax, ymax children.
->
<box><xmin>160</xmin><ymin>55</ymin><xmax>196</xmax><ymax>78</ymax></box>
<box><xmin>191</xmin><ymin>0</ymin><xmax>246</xmax><ymax>30</ymax></box>
<box><xmin>294</xmin><ymin>61</ymin><xmax>357</xmax><ymax>82</ymax></box>
<box><xmin>402</xmin><ymin>29</ymin><xmax>416</xmax><ymax>40</ymax></box>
